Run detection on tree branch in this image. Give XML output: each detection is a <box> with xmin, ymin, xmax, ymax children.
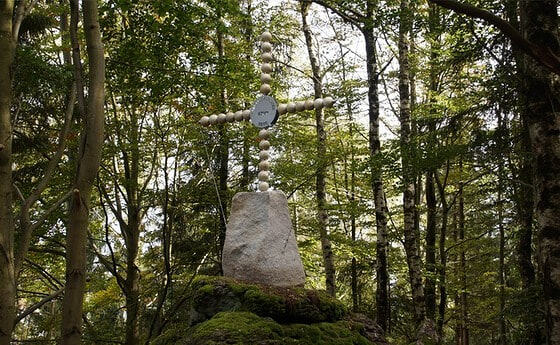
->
<box><xmin>308</xmin><ymin>0</ymin><xmax>363</xmax><ymax>27</ymax></box>
<box><xmin>29</xmin><ymin>190</ymin><xmax>72</xmax><ymax>232</ymax></box>
<box><xmin>429</xmin><ymin>0</ymin><xmax>560</xmax><ymax>75</ymax></box>
<box><xmin>26</xmin><ymin>83</ymin><xmax>76</xmax><ymax>208</ymax></box>
<box><xmin>12</xmin><ymin>0</ymin><xmax>39</xmax><ymax>40</ymax></box>
<box><xmin>14</xmin><ymin>288</ymin><xmax>63</xmax><ymax>326</ymax></box>
<box><xmin>88</xmin><ymin>237</ymin><xmax>126</xmax><ymax>290</ymax></box>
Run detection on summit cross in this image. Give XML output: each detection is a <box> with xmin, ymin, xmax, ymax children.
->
<box><xmin>198</xmin><ymin>31</ymin><xmax>335</xmax><ymax>192</ymax></box>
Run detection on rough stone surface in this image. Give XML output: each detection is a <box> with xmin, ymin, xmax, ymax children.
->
<box><xmin>222</xmin><ymin>191</ymin><xmax>306</xmax><ymax>287</ymax></box>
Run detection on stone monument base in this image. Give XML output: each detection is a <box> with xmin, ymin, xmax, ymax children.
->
<box><xmin>222</xmin><ymin>190</ymin><xmax>306</xmax><ymax>287</ymax></box>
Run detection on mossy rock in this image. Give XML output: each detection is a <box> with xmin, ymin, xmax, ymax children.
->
<box><xmin>153</xmin><ymin>276</ymin><xmax>387</xmax><ymax>345</ymax></box>
<box><xmin>189</xmin><ymin>276</ymin><xmax>347</xmax><ymax>325</ymax></box>
<box><xmin>156</xmin><ymin>311</ymin><xmax>383</xmax><ymax>345</ymax></box>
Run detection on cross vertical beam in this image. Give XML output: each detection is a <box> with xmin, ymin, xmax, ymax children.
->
<box><xmin>198</xmin><ymin>31</ymin><xmax>335</xmax><ymax>192</ymax></box>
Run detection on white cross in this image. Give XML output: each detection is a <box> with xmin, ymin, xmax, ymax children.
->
<box><xmin>198</xmin><ymin>31</ymin><xmax>335</xmax><ymax>192</ymax></box>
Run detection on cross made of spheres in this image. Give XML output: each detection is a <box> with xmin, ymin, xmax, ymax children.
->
<box><xmin>198</xmin><ymin>31</ymin><xmax>335</xmax><ymax>192</ymax></box>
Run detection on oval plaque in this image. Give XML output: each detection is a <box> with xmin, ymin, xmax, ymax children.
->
<box><xmin>251</xmin><ymin>95</ymin><xmax>278</xmax><ymax>128</ymax></box>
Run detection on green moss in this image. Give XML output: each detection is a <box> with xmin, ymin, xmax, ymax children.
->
<box><xmin>198</xmin><ymin>284</ymin><xmax>215</xmax><ymax>295</ymax></box>
<box><xmin>182</xmin><ymin>311</ymin><xmax>373</xmax><ymax>345</ymax></box>
<box><xmin>155</xmin><ymin>277</ymin><xmax>387</xmax><ymax>345</ymax></box>
<box><xmin>189</xmin><ymin>275</ymin><xmax>347</xmax><ymax>325</ymax></box>
<box><xmin>243</xmin><ymin>287</ymin><xmax>286</xmax><ymax>317</ymax></box>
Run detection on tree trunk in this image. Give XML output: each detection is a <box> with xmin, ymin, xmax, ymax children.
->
<box><xmin>458</xmin><ymin>162</ymin><xmax>469</xmax><ymax>345</ymax></box>
<box><xmin>519</xmin><ymin>0</ymin><xmax>560</xmax><ymax>343</ymax></box>
<box><xmin>60</xmin><ymin>1</ymin><xmax>105</xmax><ymax>344</ymax></box>
<box><xmin>517</xmin><ymin>122</ymin><xmax>536</xmax><ymax>290</ymax></box>
<box><xmin>216</xmin><ymin>22</ymin><xmax>229</xmax><ymax>264</ymax></box>
<box><xmin>435</xmin><ymin>173</ymin><xmax>449</xmax><ymax>340</ymax></box>
<box><xmin>124</xmin><ymin>110</ymin><xmax>141</xmax><ymax>345</ymax></box>
<box><xmin>425</xmin><ymin>2</ymin><xmax>440</xmax><ymax>323</ymax></box>
<box><xmin>240</xmin><ymin>0</ymin><xmax>252</xmax><ymax>190</ymax></box>
<box><xmin>425</xmin><ymin>171</ymin><xmax>437</xmax><ymax>321</ymax></box>
<box><xmin>399</xmin><ymin>0</ymin><xmax>426</xmax><ymax>328</ymax></box>
<box><xmin>497</xmin><ymin>111</ymin><xmax>507</xmax><ymax>345</ymax></box>
<box><xmin>301</xmin><ymin>2</ymin><xmax>336</xmax><ymax>296</ymax></box>
<box><xmin>363</xmin><ymin>20</ymin><xmax>390</xmax><ymax>331</ymax></box>
<box><xmin>0</xmin><ymin>1</ymin><xmax>15</xmax><ymax>344</ymax></box>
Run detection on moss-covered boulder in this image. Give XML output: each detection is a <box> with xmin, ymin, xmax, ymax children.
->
<box><xmin>156</xmin><ymin>311</ymin><xmax>381</xmax><ymax>345</ymax></box>
<box><xmin>189</xmin><ymin>275</ymin><xmax>346</xmax><ymax>325</ymax></box>
<box><xmin>154</xmin><ymin>276</ymin><xmax>387</xmax><ymax>345</ymax></box>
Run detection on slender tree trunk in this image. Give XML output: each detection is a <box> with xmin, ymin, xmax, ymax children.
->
<box><xmin>425</xmin><ymin>171</ymin><xmax>437</xmax><ymax>321</ymax></box>
<box><xmin>410</xmin><ymin>35</ymin><xmax>422</xmax><ymax>277</ymax></box>
<box><xmin>60</xmin><ymin>1</ymin><xmax>105</xmax><ymax>344</ymax></box>
<box><xmin>497</xmin><ymin>111</ymin><xmax>507</xmax><ymax>345</ymax></box>
<box><xmin>435</xmin><ymin>175</ymin><xmax>449</xmax><ymax>340</ymax></box>
<box><xmin>0</xmin><ymin>2</ymin><xmax>15</xmax><ymax>344</ymax></box>
<box><xmin>124</xmin><ymin>219</ymin><xmax>140</xmax><ymax>345</ymax></box>
<box><xmin>498</xmin><ymin>182</ymin><xmax>506</xmax><ymax>345</ymax></box>
<box><xmin>363</xmin><ymin>21</ymin><xmax>390</xmax><ymax>331</ymax></box>
<box><xmin>240</xmin><ymin>0</ymin><xmax>252</xmax><ymax>190</ymax></box>
<box><xmin>216</xmin><ymin>22</ymin><xmax>229</xmax><ymax>263</ymax></box>
<box><xmin>517</xmin><ymin>122</ymin><xmax>536</xmax><ymax>290</ymax></box>
<box><xmin>458</xmin><ymin>161</ymin><xmax>469</xmax><ymax>345</ymax></box>
<box><xmin>425</xmin><ymin>2</ymin><xmax>440</xmax><ymax>323</ymax></box>
<box><xmin>399</xmin><ymin>0</ymin><xmax>426</xmax><ymax>330</ymax></box>
<box><xmin>301</xmin><ymin>2</ymin><xmax>335</xmax><ymax>296</ymax></box>
<box><xmin>124</xmin><ymin>111</ymin><xmax>141</xmax><ymax>345</ymax></box>
<box><xmin>437</xmin><ymin>209</ymin><xmax>448</xmax><ymax>341</ymax></box>
<box><xmin>69</xmin><ymin>0</ymin><xmax>85</xmax><ymax>118</ymax></box>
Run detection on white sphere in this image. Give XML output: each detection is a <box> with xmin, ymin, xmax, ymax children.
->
<box><xmin>261</xmin><ymin>63</ymin><xmax>273</xmax><ymax>73</ymax></box>
<box><xmin>261</xmin><ymin>52</ymin><xmax>272</xmax><ymax>63</ymax></box>
<box><xmin>261</xmin><ymin>41</ymin><xmax>272</xmax><ymax>52</ymax></box>
<box><xmin>259</xmin><ymin>181</ymin><xmax>269</xmax><ymax>192</ymax></box>
<box><xmin>258</xmin><ymin>170</ymin><xmax>270</xmax><ymax>181</ymax></box>
<box><xmin>305</xmin><ymin>100</ymin><xmax>314</xmax><ymax>110</ymax></box>
<box><xmin>295</xmin><ymin>101</ymin><xmax>305</xmax><ymax>112</ymax></box>
<box><xmin>260</xmin><ymin>31</ymin><xmax>272</xmax><ymax>42</ymax></box>
<box><xmin>287</xmin><ymin>103</ymin><xmax>296</xmax><ymax>113</ymax></box>
<box><xmin>314</xmin><ymin>98</ymin><xmax>324</xmax><ymax>109</ymax></box>
<box><xmin>324</xmin><ymin>96</ymin><xmax>334</xmax><ymax>108</ymax></box>
<box><xmin>258</xmin><ymin>129</ymin><xmax>269</xmax><ymax>139</ymax></box>
<box><xmin>242</xmin><ymin>109</ymin><xmax>251</xmax><ymax>120</ymax></box>
<box><xmin>209</xmin><ymin>114</ymin><xmax>218</xmax><ymax>124</ymax></box>
<box><xmin>259</xmin><ymin>140</ymin><xmax>270</xmax><ymax>150</ymax></box>
<box><xmin>226</xmin><ymin>112</ymin><xmax>235</xmax><ymax>122</ymax></box>
<box><xmin>259</xmin><ymin>150</ymin><xmax>270</xmax><ymax>160</ymax></box>
<box><xmin>199</xmin><ymin>116</ymin><xmax>210</xmax><ymax>126</ymax></box>
<box><xmin>261</xmin><ymin>73</ymin><xmax>272</xmax><ymax>83</ymax></box>
<box><xmin>258</xmin><ymin>160</ymin><xmax>270</xmax><ymax>171</ymax></box>
<box><xmin>234</xmin><ymin>110</ymin><xmax>243</xmax><ymax>121</ymax></box>
<box><xmin>278</xmin><ymin>103</ymin><xmax>287</xmax><ymax>114</ymax></box>
<box><xmin>260</xmin><ymin>83</ymin><xmax>271</xmax><ymax>95</ymax></box>
<box><xmin>217</xmin><ymin>113</ymin><xmax>226</xmax><ymax>123</ymax></box>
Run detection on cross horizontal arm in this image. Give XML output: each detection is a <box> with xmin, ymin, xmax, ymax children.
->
<box><xmin>277</xmin><ymin>96</ymin><xmax>335</xmax><ymax>115</ymax></box>
<box><xmin>199</xmin><ymin>109</ymin><xmax>251</xmax><ymax>127</ymax></box>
